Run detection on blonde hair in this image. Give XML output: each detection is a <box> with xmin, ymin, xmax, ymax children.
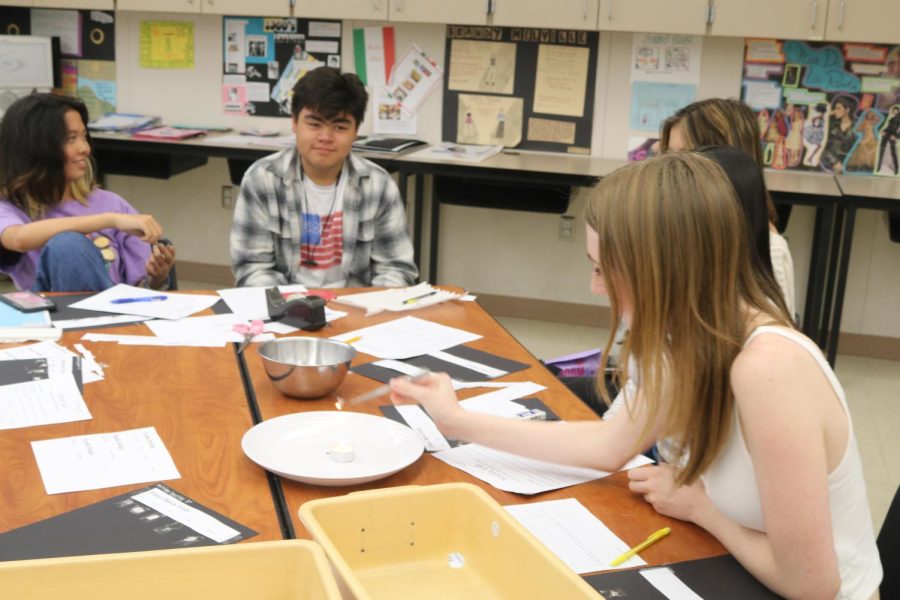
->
<box><xmin>660</xmin><ymin>98</ymin><xmax>778</xmax><ymax>225</ymax></box>
<box><xmin>584</xmin><ymin>153</ymin><xmax>793</xmax><ymax>483</ymax></box>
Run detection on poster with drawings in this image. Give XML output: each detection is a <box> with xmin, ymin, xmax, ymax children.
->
<box><xmin>741</xmin><ymin>39</ymin><xmax>900</xmax><ymax>177</ymax></box>
<box><xmin>221</xmin><ymin>16</ymin><xmax>341</xmax><ymax>117</ymax></box>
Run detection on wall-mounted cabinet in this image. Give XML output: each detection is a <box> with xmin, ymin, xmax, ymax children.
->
<box><xmin>115</xmin><ymin>0</ymin><xmax>290</xmax><ymax>16</ymax></box>
<box><xmin>27</xmin><ymin>0</ymin><xmax>114</xmax><ymax>7</ymax></box>
<box><xmin>389</xmin><ymin>0</ymin><xmax>490</xmax><ymax>25</ymax></box>
<box><xmin>491</xmin><ymin>0</ymin><xmax>599</xmax><ymax>30</ymax></box>
<box><xmin>823</xmin><ymin>0</ymin><xmax>900</xmax><ymax>44</ymax></box>
<box><xmin>710</xmin><ymin>0</ymin><xmax>826</xmax><ymax>40</ymax></box>
<box><xmin>597</xmin><ymin>0</ymin><xmax>709</xmax><ymax>35</ymax></box>
<box><xmin>295</xmin><ymin>0</ymin><xmax>389</xmax><ymax>21</ymax></box>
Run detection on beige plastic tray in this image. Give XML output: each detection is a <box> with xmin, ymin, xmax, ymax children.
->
<box><xmin>299</xmin><ymin>483</ymin><xmax>600</xmax><ymax>599</ymax></box>
<box><xmin>0</xmin><ymin>539</ymin><xmax>341</xmax><ymax>600</ymax></box>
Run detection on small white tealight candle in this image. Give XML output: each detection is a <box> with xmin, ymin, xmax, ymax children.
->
<box><xmin>329</xmin><ymin>441</ymin><xmax>355</xmax><ymax>463</ymax></box>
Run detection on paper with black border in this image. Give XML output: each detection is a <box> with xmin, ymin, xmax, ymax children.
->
<box><xmin>0</xmin><ymin>483</ymin><xmax>256</xmax><ymax>561</ymax></box>
<box><xmin>352</xmin><ymin>344</ymin><xmax>528</xmax><ymax>383</ymax></box>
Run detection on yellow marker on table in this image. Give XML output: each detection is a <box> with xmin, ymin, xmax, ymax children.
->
<box><xmin>609</xmin><ymin>527</ymin><xmax>671</xmax><ymax>567</ymax></box>
<box><xmin>343</xmin><ymin>336</ymin><xmax>362</xmax><ymax>344</ymax></box>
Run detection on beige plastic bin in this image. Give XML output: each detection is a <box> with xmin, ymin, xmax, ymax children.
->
<box><xmin>299</xmin><ymin>483</ymin><xmax>600</xmax><ymax>599</ymax></box>
<box><xmin>0</xmin><ymin>539</ymin><xmax>341</xmax><ymax>600</ymax></box>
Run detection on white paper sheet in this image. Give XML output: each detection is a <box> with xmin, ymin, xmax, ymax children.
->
<box><xmin>394</xmin><ymin>404</ymin><xmax>452</xmax><ymax>452</ymax></box>
<box><xmin>81</xmin><ymin>333</ymin><xmax>227</xmax><ymax>347</ymax></box>
<box><xmin>73</xmin><ymin>343</ymin><xmax>105</xmax><ymax>382</ymax></box>
<box><xmin>640</xmin><ymin>567</ymin><xmax>704</xmax><ymax>600</ymax></box>
<box><xmin>53</xmin><ymin>315</ymin><xmax>149</xmax><ymax>330</ymax></box>
<box><xmin>434</xmin><ymin>443</ymin><xmax>653</xmax><ymax>495</ymax></box>
<box><xmin>505</xmin><ymin>498</ymin><xmax>646</xmax><ymax>574</ymax></box>
<box><xmin>458</xmin><ymin>396</ymin><xmax>527</xmax><ymax>418</ymax></box>
<box><xmin>31</xmin><ymin>427</ymin><xmax>181</xmax><ymax>495</ymax></box>
<box><xmin>145</xmin><ymin>314</ymin><xmax>275</xmax><ymax>346</ymax></box>
<box><xmin>458</xmin><ymin>381</ymin><xmax>546</xmax><ymax>405</ymax></box>
<box><xmin>332</xmin><ymin>316</ymin><xmax>481</xmax><ymax>359</ymax></box>
<box><xmin>429</xmin><ymin>349</ymin><xmax>507</xmax><ymax>378</ymax></box>
<box><xmin>70</xmin><ymin>285</ymin><xmax>220</xmax><ymax>321</ymax></box>
<box><xmin>131</xmin><ymin>488</ymin><xmax>241</xmax><ymax>543</ymax></box>
<box><xmin>217</xmin><ymin>285</ymin><xmax>308</xmax><ymax>320</ymax></box>
<box><xmin>0</xmin><ymin>375</ymin><xmax>91</xmax><ymax>431</ymax></box>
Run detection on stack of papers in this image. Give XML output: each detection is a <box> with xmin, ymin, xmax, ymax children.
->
<box><xmin>333</xmin><ymin>283</ymin><xmax>461</xmax><ymax>316</ymax></box>
<box><xmin>70</xmin><ymin>284</ymin><xmax>220</xmax><ymax>320</ymax></box>
<box><xmin>88</xmin><ymin>113</ymin><xmax>160</xmax><ymax>132</ymax></box>
<box><xmin>352</xmin><ymin>137</ymin><xmax>427</xmax><ymax>153</ymax></box>
<box><xmin>411</xmin><ymin>142</ymin><xmax>503</xmax><ymax>163</ymax></box>
<box><xmin>131</xmin><ymin>126</ymin><xmax>206</xmax><ymax>141</ymax></box>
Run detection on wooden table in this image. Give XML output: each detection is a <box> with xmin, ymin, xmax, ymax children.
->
<box><xmin>242</xmin><ymin>292</ymin><xmax>726</xmax><ymax>570</ymax></box>
<box><xmin>0</xmin><ymin>321</ymin><xmax>283</xmax><ymax>542</ymax></box>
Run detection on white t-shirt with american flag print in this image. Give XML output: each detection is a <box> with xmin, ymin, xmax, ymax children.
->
<box><xmin>299</xmin><ymin>169</ymin><xmax>347</xmax><ymax>287</ymax></box>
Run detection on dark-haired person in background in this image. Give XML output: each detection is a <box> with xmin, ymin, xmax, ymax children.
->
<box><xmin>0</xmin><ymin>94</ymin><xmax>175</xmax><ymax>292</ymax></box>
<box><xmin>230</xmin><ymin>67</ymin><xmax>418</xmax><ymax>287</ymax></box>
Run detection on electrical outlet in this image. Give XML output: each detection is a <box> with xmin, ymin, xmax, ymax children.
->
<box><xmin>221</xmin><ymin>185</ymin><xmax>234</xmax><ymax>209</ymax></box>
<box><xmin>558</xmin><ymin>215</ymin><xmax>575</xmax><ymax>241</ymax></box>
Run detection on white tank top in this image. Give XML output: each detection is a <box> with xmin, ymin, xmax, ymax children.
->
<box><xmin>701</xmin><ymin>326</ymin><xmax>882</xmax><ymax>600</ymax></box>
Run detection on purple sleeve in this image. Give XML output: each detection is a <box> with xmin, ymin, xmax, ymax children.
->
<box><xmin>97</xmin><ymin>191</ymin><xmax>152</xmax><ymax>286</ymax></box>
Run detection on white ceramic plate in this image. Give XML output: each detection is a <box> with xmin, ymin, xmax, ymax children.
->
<box><xmin>241</xmin><ymin>411</ymin><xmax>425</xmax><ymax>486</ymax></box>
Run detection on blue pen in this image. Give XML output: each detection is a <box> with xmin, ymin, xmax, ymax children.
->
<box><xmin>110</xmin><ymin>296</ymin><xmax>168</xmax><ymax>305</ymax></box>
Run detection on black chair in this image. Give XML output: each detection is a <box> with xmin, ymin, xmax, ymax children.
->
<box><xmin>878</xmin><ymin>485</ymin><xmax>900</xmax><ymax>598</ymax></box>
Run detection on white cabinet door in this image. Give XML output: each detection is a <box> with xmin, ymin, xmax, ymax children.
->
<box><xmin>492</xmin><ymin>0</ymin><xmax>599</xmax><ymax>29</ymax></box>
<box><xmin>203</xmin><ymin>0</ymin><xmax>291</xmax><ymax>16</ymax></box>
<box><xmin>295</xmin><ymin>0</ymin><xmax>388</xmax><ymax>20</ymax></box>
<box><xmin>389</xmin><ymin>0</ymin><xmax>489</xmax><ymax>25</ymax></box>
<box><xmin>116</xmin><ymin>0</ymin><xmax>201</xmax><ymax>13</ymax></box>
<box><xmin>0</xmin><ymin>1</ymin><xmax>32</xmax><ymax>6</ymax></box>
<box><xmin>33</xmin><ymin>0</ymin><xmax>113</xmax><ymax>7</ymax></box>
<box><xmin>598</xmin><ymin>0</ymin><xmax>709</xmax><ymax>35</ymax></box>
<box><xmin>824</xmin><ymin>0</ymin><xmax>900</xmax><ymax>44</ymax></box>
<box><xmin>710</xmin><ymin>0</ymin><xmax>827</xmax><ymax>39</ymax></box>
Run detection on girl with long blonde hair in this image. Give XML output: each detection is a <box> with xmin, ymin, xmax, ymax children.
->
<box><xmin>392</xmin><ymin>153</ymin><xmax>882</xmax><ymax>599</ymax></box>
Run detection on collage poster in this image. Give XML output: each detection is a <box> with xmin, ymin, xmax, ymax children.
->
<box><xmin>221</xmin><ymin>17</ymin><xmax>341</xmax><ymax>118</ymax></box>
<box><xmin>741</xmin><ymin>39</ymin><xmax>900</xmax><ymax>177</ymax></box>
<box><xmin>0</xmin><ymin>7</ymin><xmax>117</xmax><ymax>118</ymax></box>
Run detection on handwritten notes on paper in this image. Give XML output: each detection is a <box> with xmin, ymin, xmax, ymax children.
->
<box><xmin>533</xmin><ymin>44</ymin><xmax>590</xmax><ymax>117</ymax></box>
<box><xmin>32</xmin><ymin>427</ymin><xmax>181</xmax><ymax>495</ymax></box>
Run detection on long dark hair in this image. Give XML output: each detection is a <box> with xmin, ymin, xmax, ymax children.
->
<box><xmin>0</xmin><ymin>93</ymin><xmax>95</xmax><ymax>218</ymax></box>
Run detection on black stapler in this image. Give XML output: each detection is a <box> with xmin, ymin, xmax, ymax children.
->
<box><xmin>265</xmin><ymin>288</ymin><xmax>327</xmax><ymax>331</ymax></box>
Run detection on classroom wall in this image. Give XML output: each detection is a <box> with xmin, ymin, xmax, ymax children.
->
<box><xmin>106</xmin><ymin>12</ymin><xmax>900</xmax><ymax>339</ymax></box>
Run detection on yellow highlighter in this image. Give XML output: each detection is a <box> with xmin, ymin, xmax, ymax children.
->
<box><xmin>609</xmin><ymin>527</ymin><xmax>671</xmax><ymax>567</ymax></box>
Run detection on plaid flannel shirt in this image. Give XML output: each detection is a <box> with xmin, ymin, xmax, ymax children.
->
<box><xmin>230</xmin><ymin>147</ymin><xmax>418</xmax><ymax>288</ymax></box>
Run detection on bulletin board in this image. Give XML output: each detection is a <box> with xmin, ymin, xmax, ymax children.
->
<box><xmin>222</xmin><ymin>16</ymin><xmax>342</xmax><ymax>118</ymax></box>
<box><xmin>0</xmin><ymin>7</ymin><xmax>117</xmax><ymax>118</ymax></box>
<box><xmin>442</xmin><ymin>25</ymin><xmax>599</xmax><ymax>154</ymax></box>
<box><xmin>741</xmin><ymin>39</ymin><xmax>900</xmax><ymax>177</ymax></box>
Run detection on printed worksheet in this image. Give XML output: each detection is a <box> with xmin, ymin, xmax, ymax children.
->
<box><xmin>0</xmin><ymin>375</ymin><xmax>90</xmax><ymax>431</ymax></box>
<box><xmin>32</xmin><ymin>427</ymin><xmax>181</xmax><ymax>494</ymax></box>
<box><xmin>332</xmin><ymin>316</ymin><xmax>481</xmax><ymax>359</ymax></box>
